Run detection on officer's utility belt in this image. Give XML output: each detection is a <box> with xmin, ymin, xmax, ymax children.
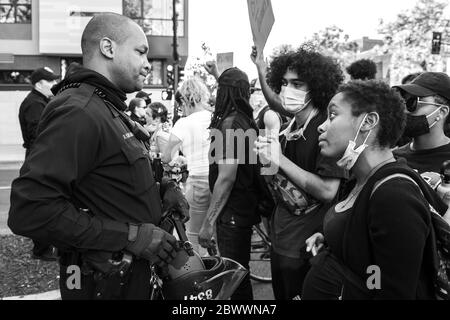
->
<box><xmin>59</xmin><ymin>250</ymin><xmax>134</xmax><ymax>279</ymax></box>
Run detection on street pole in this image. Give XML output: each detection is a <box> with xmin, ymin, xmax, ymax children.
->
<box><xmin>172</xmin><ymin>0</ymin><xmax>179</xmax><ymax>90</ymax></box>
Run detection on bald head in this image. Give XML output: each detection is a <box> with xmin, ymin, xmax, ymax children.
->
<box><xmin>81</xmin><ymin>13</ymin><xmax>141</xmax><ymax>61</ymax></box>
<box><xmin>80</xmin><ymin>12</ymin><xmax>151</xmax><ymax>93</ymax></box>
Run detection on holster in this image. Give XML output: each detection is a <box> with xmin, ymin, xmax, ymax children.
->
<box><xmin>59</xmin><ymin>250</ymin><xmax>133</xmax><ymax>279</ymax></box>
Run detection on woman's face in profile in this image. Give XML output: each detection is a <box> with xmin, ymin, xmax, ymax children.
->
<box><xmin>318</xmin><ymin>92</ymin><xmax>364</xmax><ymax>158</ymax></box>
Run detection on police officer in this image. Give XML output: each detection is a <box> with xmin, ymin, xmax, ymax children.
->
<box><xmin>18</xmin><ymin>66</ymin><xmax>60</xmax><ymax>261</ymax></box>
<box><xmin>8</xmin><ymin>13</ymin><xmax>188</xmax><ymax>300</ymax></box>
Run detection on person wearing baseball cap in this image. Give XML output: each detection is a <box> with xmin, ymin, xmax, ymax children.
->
<box><xmin>393</xmin><ymin>72</ymin><xmax>450</xmax><ymax>173</ymax></box>
<box><xmin>17</xmin><ymin>66</ymin><xmax>59</xmax><ymax>261</ymax></box>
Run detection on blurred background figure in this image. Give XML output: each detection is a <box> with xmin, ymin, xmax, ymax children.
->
<box><xmin>128</xmin><ymin>97</ymin><xmax>148</xmax><ymax>126</ymax></box>
<box><xmin>135</xmin><ymin>90</ymin><xmax>152</xmax><ymax>105</ymax></box>
<box><xmin>346</xmin><ymin>59</ymin><xmax>377</xmax><ymax>80</ymax></box>
<box><xmin>149</xmin><ymin>102</ymin><xmax>170</xmax><ymax>157</ymax></box>
<box><xmin>163</xmin><ymin>77</ymin><xmax>212</xmax><ymax>257</ymax></box>
<box><xmin>18</xmin><ymin>66</ymin><xmax>59</xmax><ymax>262</ymax></box>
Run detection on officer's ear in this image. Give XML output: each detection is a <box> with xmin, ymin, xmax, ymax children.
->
<box><xmin>99</xmin><ymin>37</ymin><xmax>115</xmax><ymax>59</ymax></box>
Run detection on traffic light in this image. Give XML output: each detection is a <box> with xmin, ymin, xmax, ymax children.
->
<box><xmin>167</xmin><ymin>64</ymin><xmax>174</xmax><ymax>89</ymax></box>
<box><xmin>176</xmin><ymin>65</ymin><xmax>185</xmax><ymax>83</ymax></box>
<box><xmin>432</xmin><ymin>32</ymin><xmax>442</xmax><ymax>55</ymax></box>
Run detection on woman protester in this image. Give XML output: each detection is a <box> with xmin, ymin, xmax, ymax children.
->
<box><xmin>302</xmin><ymin>80</ymin><xmax>443</xmax><ymax>300</ymax></box>
<box><xmin>163</xmin><ymin>77</ymin><xmax>212</xmax><ymax>256</ymax></box>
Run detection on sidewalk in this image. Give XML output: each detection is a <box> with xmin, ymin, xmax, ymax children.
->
<box><xmin>0</xmin><ymin>144</ymin><xmax>23</xmax><ymax>235</ymax></box>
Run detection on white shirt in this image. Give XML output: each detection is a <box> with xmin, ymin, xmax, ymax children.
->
<box><xmin>171</xmin><ymin>110</ymin><xmax>212</xmax><ymax>176</ymax></box>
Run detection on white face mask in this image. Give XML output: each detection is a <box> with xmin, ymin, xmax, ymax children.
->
<box><xmin>280</xmin><ymin>86</ymin><xmax>310</xmax><ymax>114</ymax></box>
<box><xmin>336</xmin><ymin>114</ymin><xmax>372</xmax><ymax>170</ymax></box>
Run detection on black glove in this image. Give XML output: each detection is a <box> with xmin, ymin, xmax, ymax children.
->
<box><xmin>126</xmin><ymin>223</ymin><xmax>178</xmax><ymax>268</ymax></box>
<box><xmin>160</xmin><ymin>177</ymin><xmax>190</xmax><ymax>223</ymax></box>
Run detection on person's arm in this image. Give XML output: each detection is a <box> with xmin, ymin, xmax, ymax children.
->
<box><xmin>162</xmin><ymin>133</ymin><xmax>182</xmax><ymax>164</ymax></box>
<box><xmin>368</xmin><ymin>179</ymin><xmax>430</xmax><ymax>299</ymax></box>
<box><xmin>255</xmin><ymin>136</ymin><xmax>340</xmax><ymax>202</ymax></box>
<box><xmin>204</xmin><ymin>61</ymin><xmax>220</xmax><ymax>81</ymax></box>
<box><xmin>250</xmin><ymin>46</ymin><xmax>289</xmax><ymax>117</ymax></box>
<box><xmin>279</xmin><ymin>154</ymin><xmax>341</xmax><ymax>202</ymax></box>
<box><xmin>8</xmin><ymin>103</ymin><xmax>129</xmax><ymax>252</ymax></box>
<box><xmin>198</xmin><ymin>161</ymin><xmax>238</xmax><ymax>248</ymax></box>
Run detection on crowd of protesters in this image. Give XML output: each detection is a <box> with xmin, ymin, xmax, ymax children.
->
<box><xmin>9</xmin><ymin>12</ymin><xmax>450</xmax><ymax>301</ymax></box>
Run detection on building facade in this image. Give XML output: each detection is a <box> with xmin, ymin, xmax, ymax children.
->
<box><xmin>0</xmin><ymin>0</ymin><xmax>188</xmax><ymax>145</ymax></box>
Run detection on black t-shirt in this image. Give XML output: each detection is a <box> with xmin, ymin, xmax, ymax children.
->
<box><xmin>271</xmin><ymin>111</ymin><xmax>347</xmax><ymax>259</ymax></box>
<box><xmin>209</xmin><ymin>111</ymin><xmax>260</xmax><ymax>227</ymax></box>
<box><xmin>323</xmin><ymin>206</ymin><xmax>351</xmax><ymax>262</ymax></box>
<box><xmin>394</xmin><ymin>142</ymin><xmax>450</xmax><ymax>174</ymax></box>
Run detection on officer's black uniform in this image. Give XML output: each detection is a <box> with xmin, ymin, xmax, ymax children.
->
<box><xmin>8</xmin><ymin>63</ymin><xmax>162</xmax><ymax>299</ymax></box>
<box><xmin>18</xmin><ymin>88</ymin><xmax>58</xmax><ymax>259</ymax></box>
<box><xmin>18</xmin><ymin>89</ymin><xmax>50</xmax><ymax>155</ymax></box>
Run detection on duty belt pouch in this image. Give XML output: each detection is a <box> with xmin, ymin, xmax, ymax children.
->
<box><xmin>267</xmin><ymin>170</ymin><xmax>320</xmax><ymax>216</ymax></box>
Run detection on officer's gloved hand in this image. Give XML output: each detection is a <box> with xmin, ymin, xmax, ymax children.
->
<box><xmin>126</xmin><ymin>223</ymin><xmax>178</xmax><ymax>268</ymax></box>
<box><xmin>160</xmin><ymin>177</ymin><xmax>190</xmax><ymax>223</ymax></box>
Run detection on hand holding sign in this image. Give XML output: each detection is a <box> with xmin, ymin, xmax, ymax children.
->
<box><xmin>250</xmin><ymin>45</ymin><xmax>267</xmax><ymax>71</ymax></box>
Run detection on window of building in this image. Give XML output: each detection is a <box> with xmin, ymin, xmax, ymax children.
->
<box><xmin>123</xmin><ymin>0</ymin><xmax>184</xmax><ymax>37</ymax></box>
<box><xmin>0</xmin><ymin>70</ymin><xmax>32</xmax><ymax>84</ymax></box>
<box><xmin>0</xmin><ymin>0</ymin><xmax>32</xmax><ymax>23</ymax></box>
<box><xmin>146</xmin><ymin>60</ymin><xmax>163</xmax><ymax>86</ymax></box>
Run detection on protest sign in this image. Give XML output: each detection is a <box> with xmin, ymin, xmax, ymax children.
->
<box><xmin>216</xmin><ymin>52</ymin><xmax>234</xmax><ymax>74</ymax></box>
<box><xmin>247</xmin><ymin>0</ymin><xmax>275</xmax><ymax>52</ymax></box>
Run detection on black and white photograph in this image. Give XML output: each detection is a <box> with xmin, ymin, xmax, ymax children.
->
<box><xmin>0</xmin><ymin>0</ymin><xmax>450</xmax><ymax>309</ymax></box>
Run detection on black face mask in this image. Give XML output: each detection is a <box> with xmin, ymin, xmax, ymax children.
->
<box><xmin>404</xmin><ymin>114</ymin><xmax>430</xmax><ymax>138</ymax></box>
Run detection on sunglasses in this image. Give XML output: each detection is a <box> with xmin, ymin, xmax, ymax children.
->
<box><xmin>405</xmin><ymin>96</ymin><xmax>445</xmax><ymax>112</ymax></box>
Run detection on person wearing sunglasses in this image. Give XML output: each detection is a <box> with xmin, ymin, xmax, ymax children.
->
<box><xmin>393</xmin><ymin>72</ymin><xmax>450</xmax><ymax>174</ymax></box>
<box><xmin>128</xmin><ymin>97</ymin><xmax>148</xmax><ymax>126</ymax></box>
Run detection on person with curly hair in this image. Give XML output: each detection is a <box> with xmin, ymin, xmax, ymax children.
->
<box><xmin>252</xmin><ymin>45</ymin><xmax>347</xmax><ymax>299</ymax></box>
<box><xmin>302</xmin><ymin>80</ymin><xmax>440</xmax><ymax>299</ymax></box>
<box><xmin>346</xmin><ymin>59</ymin><xmax>377</xmax><ymax>80</ymax></box>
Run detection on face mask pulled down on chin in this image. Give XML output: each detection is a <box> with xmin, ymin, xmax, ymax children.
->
<box><xmin>336</xmin><ymin>114</ymin><xmax>372</xmax><ymax>171</ymax></box>
<box><xmin>280</xmin><ymin>86</ymin><xmax>310</xmax><ymax>114</ymax></box>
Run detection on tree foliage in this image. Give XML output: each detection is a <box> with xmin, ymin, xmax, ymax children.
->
<box><xmin>378</xmin><ymin>0</ymin><xmax>450</xmax><ymax>84</ymax></box>
<box><xmin>184</xmin><ymin>42</ymin><xmax>217</xmax><ymax>93</ymax></box>
<box><xmin>304</xmin><ymin>25</ymin><xmax>360</xmax><ymax>72</ymax></box>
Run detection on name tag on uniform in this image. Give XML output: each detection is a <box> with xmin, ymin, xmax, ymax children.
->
<box><xmin>123</xmin><ymin>132</ymin><xmax>133</xmax><ymax>140</ymax></box>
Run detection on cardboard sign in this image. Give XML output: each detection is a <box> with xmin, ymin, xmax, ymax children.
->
<box><xmin>247</xmin><ymin>0</ymin><xmax>275</xmax><ymax>52</ymax></box>
<box><xmin>216</xmin><ymin>52</ymin><xmax>234</xmax><ymax>74</ymax></box>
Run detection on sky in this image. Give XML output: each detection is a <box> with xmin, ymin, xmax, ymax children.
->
<box><xmin>187</xmin><ymin>0</ymin><xmax>421</xmax><ymax>79</ymax></box>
